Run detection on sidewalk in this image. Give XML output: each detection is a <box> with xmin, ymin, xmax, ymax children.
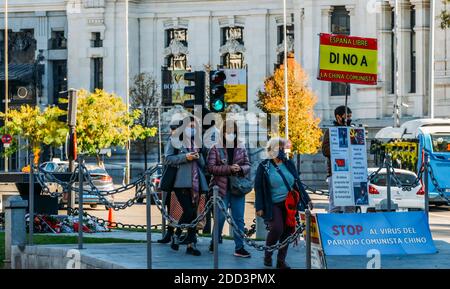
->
<box><xmin>33</xmin><ymin>231</ymin><xmax>450</xmax><ymax>269</ymax></box>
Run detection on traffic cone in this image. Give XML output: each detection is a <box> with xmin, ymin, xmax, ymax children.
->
<box><xmin>107</xmin><ymin>207</ymin><xmax>114</xmax><ymax>229</ymax></box>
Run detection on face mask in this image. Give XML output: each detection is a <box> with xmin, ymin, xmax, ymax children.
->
<box><xmin>277</xmin><ymin>149</ymin><xmax>287</xmax><ymax>161</ymax></box>
<box><xmin>346</xmin><ymin>119</ymin><xmax>352</xmax><ymax>126</ymax></box>
<box><xmin>225</xmin><ymin>133</ymin><xmax>236</xmax><ymax>142</ymax></box>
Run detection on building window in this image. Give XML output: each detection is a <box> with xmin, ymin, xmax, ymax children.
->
<box><xmin>276</xmin><ymin>23</ymin><xmax>294</xmax><ymax>66</ymax></box>
<box><xmin>166</xmin><ymin>54</ymin><xmax>187</xmax><ymax>71</ymax></box>
<box><xmin>53</xmin><ymin>60</ymin><xmax>67</xmax><ymax>102</ymax></box>
<box><xmin>49</xmin><ymin>31</ymin><xmax>67</xmax><ymax>50</ymax></box>
<box><xmin>221</xmin><ymin>26</ymin><xmax>244</xmax><ymax>69</ymax></box>
<box><xmin>91</xmin><ymin>57</ymin><xmax>103</xmax><ymax>91</ymax></box>
<box><xmin>166</xmin><ymin>28</ymin><xmax>188</xmax><ymax>47</ymax></box>
<box><xmin>91</xmin><ymin>32</ymin><xmax>102</xmax><ymax>48</ymax></box>
<box><xmin>331</xmin><ymin>6</ymin><xmax>350</xmax><ymax>96</ymax></box>
<box><xmin>410</xmin><ymin>9</ymin><xmax>416</xmax><ymax>93</ymax></box>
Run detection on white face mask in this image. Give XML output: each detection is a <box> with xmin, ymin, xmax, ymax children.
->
<box><xmin>225</xmin><ymin>133</ymin><xmax>236</xmax><ymax>142</ymax></box>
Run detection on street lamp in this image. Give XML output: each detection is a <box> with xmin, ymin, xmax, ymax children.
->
<box><xmin>283</xmin><ymin>0</ymin><xmax>289</xmax><ymax>139</ymax></box>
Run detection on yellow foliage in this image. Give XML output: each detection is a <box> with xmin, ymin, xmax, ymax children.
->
<box><xmin>257</xmin><ymin>58</ymin><xmax>323</xmax><ymax>154</ymax></box>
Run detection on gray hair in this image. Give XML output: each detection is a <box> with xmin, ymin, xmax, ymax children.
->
<box><xmin>265</xmin><ymin>137</ymin><xmax>288</xmax><ymax>159</ymax></box>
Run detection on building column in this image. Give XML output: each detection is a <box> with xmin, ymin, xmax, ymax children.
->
<box><xmin>411</xmin><ymin>0</ymin><xmax>430</xmax><ymax>117</ymax></box>
<box><xmin>35</xmin><ymin>11</ymin><xmax>49</xmax><ymax>107</ymax></box>
<box><xmin>378</xmin><ymin>1</ymin><xmax>394</xmax><ymax>118</ymax></box>
<box><xmin>319</xmin><ymin>5</ymin><xmax>333</xmax><ymax>119</ymax></box>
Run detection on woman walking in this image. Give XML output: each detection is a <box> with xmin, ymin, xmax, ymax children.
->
<box><xmin>254</xmin><ymin>137</ymin><xmax>313</xmax><ymax>269</ymax></box>
<box><xmin>164</xmin><ymin>116</ymin><xmax>208</xmax><ymax>256</ymax></box>
<box><xmin>207</xmin><ymin>123</ymin><xmax>251</xmax><ymax>257</ymax></box>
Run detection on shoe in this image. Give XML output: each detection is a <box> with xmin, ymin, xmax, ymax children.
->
<box><xmin>234</xmin><ymin>247</ymin><xmax>251</xmax><ymax>258</ymax></box>
<box><xmin>157</xmin><ymin>230</ymin><xmax>173</xmax><ymax>244</ymax></box>
<box><xmin>264</xmin><ymin>256</ymin><xmax>272</xmax><ymax>267</ymax></box>
<box><xmin>186</xmin><ymin>245</ymin><xmax>201</xmax><ymax>256</ymax></box>
<box><xmin>209</xmin><ymin>242</ymin><xmax>214</xmax><ymax>253</ymax></box>
<box><xmin>170</xmin><ymin>235</ymin><xmax>179</xmax><ymax>251</ymax></box>
<box><xmin>276</xmin><ymin>260</ymin><xmax>291</xmax><ymax>269</ymax></box>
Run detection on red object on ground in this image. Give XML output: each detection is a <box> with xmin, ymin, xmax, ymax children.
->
<box><xmin>73</xmin><ymin>222</ymin><xmax>92</xmax><ymax>233</ymax></box>
<box><xmin>107</xmin><ymin>208</ymin><xmax>114</xmax><ymax>228</ymax></box>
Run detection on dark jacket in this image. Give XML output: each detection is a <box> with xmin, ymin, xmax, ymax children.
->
<box><xmin>207</xmin><ymin>144</ymin><xmax>251</xmax><ymax>197</ymax></box>
<box><xmin>254</xmin><ymin>158</ymin><xmax>311</xmax><ymax>222</ymax></box>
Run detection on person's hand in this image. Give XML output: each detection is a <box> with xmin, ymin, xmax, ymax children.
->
<box><xmin>230</xmin><ymin>164</ymin><xmax>241</xmax><ymax>173</ymax></box>
<box><xmin>186</xmin><ymin>152</ymin><xmax>197</xmax><ymax>161</ymax></box>
<box><xmin>256</xmin><ymin>210</ymin><xmax>264</xmax><ymax>217</ymax></box>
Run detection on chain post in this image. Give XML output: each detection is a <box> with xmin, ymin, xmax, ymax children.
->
<box><xmin>146</xmin><ymin>173</ymin><xmax>152</xmax><ymax>269</ymax></box>
<box><xmin>161</xmin><ymin>191</ymin><xmax>167</xmax><ymax>237</ymax></box>
<box><xmin>305</xmin><ymin>209</ymin><xmax>312</xmax><ymax>269</ymax></box>
<box><xmin>213</xmin><ymin>185</ymin><xmax>219</xmax><ymax>269</ymax></box>
<box><xmin>424</xmin><ymin>154</ymin><xmax>429</xmax><ymax>217</ymax></box>
<box><xmin>386</xmin><ymin>154</ymin><xmax>393</xmax><ymax>212</ymax></box>
<box><xmin>28</xmin><ymin>157</ymin><xmax>34</xmax><ymax>245</ymax></box>
<box><xmin>78</xmin><ymin>157</ymin><xmax>84</xmax><ymax>250</ymax></box>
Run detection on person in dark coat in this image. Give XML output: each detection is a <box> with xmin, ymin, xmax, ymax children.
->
<box><xmin>164</xmin><ymin>116</ymin><xmax>208</xmax><ymax>256</ymax></box>
<box><xmin>207</xmin><ymin>123</ymin><xmax>251</xmax><ymax>257</ymax></box>
<box><xmin>255</xmin><ymin>137</ymin><xmax>313</xmax><ymax>269</ymax></box>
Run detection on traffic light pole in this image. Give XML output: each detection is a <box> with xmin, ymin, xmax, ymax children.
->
<box><xmin>67</xmin><ymin>89</ymin><xmax>77</xmax><ymax>214</ymax></box>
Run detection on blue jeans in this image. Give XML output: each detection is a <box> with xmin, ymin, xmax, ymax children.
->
<box><xmin>214</xmin><ymin>191</ymin><xmax>245</xmax><ymax>250</ymax></box>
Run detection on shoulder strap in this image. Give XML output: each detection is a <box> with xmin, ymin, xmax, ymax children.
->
<box><xmin>270</xmin><ymin>160</ymin><xmax>292</xmax><ymax>192</ymax></box>
<box><xmin>217</xmin><ymin>147</ymin><xmax>226</xmax><ymax>163</ymax></box>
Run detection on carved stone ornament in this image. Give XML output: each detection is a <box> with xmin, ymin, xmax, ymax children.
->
<box><xmin>219</xmin><ymin>39</ymin><xmax>246</xmax><ymax>55</ymax></box>
<box><xmin>164</xmin><ymin>39</ymin><xmax>189</xmax><ymax>57</ymax></box>
<box><xmin>276</xmin><ymin>36</ymin><xmax>294</xmax><ymax>54</ymax></box>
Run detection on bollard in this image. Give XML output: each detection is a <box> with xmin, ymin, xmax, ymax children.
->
<box><xmin>78</xmin><ymin>156</ymin><xmax>84</xmax><ymax>250</ymax></box>
<box><xmin>424</xmin><ymin>154</ymin><xmax>430</xmax><ymax>217</ymax></box>
<box><xmin>386</xmin><ymin>154</ymin><xmax>392</xmax><ymax>212</ymax></box>
<box><xmin>28</xmin><ymin>161</ymin><xmax>34</xmax><ymax>245</ymax></box>
<box><xmin>305</xmin><ymin>209</ymin><xmax>312</xmax><ymax>269</ymax></box>
<box><xmin>213</xmin><ymin>185</ymin><xmax>219</xmax><ymax>269</ymax></box>
<box><xmin>146</xmin><ymin>174</ymin><xmax>152</xmax><ymax>269</ymax></box>
<box><xmin>161</xmin><ymin>191</ymin><xmax>167</xmax><ymax>237</ymax></box>
<box><xmin>4</xmin><ymin>196</ymin><xmax>28</xmax><ymax>269</ymax></box>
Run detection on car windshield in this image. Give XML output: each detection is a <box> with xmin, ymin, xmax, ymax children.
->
<box><xmin>431</xmin><ymin>133</ymin><xmax>450</xmax><ymax>153</ymax></box>
<box><xmin>370</xmin><ymin>172</ymin><xmax>417</xmax><ymax>187</ymax></box>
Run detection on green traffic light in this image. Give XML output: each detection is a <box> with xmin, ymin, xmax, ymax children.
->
<box><xmin>212</xmin><ymin>99</ymin><xmax>224</xmax><ymax>112</ymax></box>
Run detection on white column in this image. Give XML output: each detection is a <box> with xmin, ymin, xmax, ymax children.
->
<box><xmin>319</xmin><ymin>5</ymin><xmax>333</xmax><ymax>119</ymax></box>
<box><xmin>378</xmin><ymin>2</ymin><xmax>394</xmax><ymax>118</ymax></box>
<box><xmin>410</xmin><ymin>0</ymin><xmax>430</xmax><ymax>117</ymax></box>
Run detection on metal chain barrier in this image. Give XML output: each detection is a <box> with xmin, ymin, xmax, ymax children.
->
<box><xmin>66</xmin><ymin>207</ymin><xmax>162</xmax><ymax>231</ymax></box>
<box><xmin>149</xmin><ymin>188</ymin><xmax>214</xmax><ymax>230</ymax></box>
<box><xmin>427</xmin><ymin>163</ymin><xmax>450</xmax><ymax>203</ymax></box>
<box><xmin>216</xmin><ymin>197</ymin><xmax>305</xmax><ymax>252</ymax></box>
<box><xmin>389</xmin><ymin>162</ymin><xmax>425</xmax><ymax>191</ymax></box>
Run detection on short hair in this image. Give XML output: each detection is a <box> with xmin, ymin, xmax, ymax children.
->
<box><xmin>265</xmin><ymin>137</ymin><xmax>288</xmax><ymax>159</ymax></box>
<box><xmin>334</xmin><ymin>105</ymin><xmax>352</xmax><ymax>117</ymax></box>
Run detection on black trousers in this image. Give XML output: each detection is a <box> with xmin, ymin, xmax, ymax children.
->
<box><xmin>174</xmin><ymin>188</ymin><xmax>197</xmax><ymax>244</ymax></box>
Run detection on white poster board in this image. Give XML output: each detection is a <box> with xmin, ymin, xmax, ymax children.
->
<box><xmin>329</xmin><ymin>127</ymin><xmax>369</xmax><ymax>207</ymax></box>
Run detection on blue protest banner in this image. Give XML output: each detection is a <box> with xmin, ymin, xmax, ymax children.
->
<box><xmin>316</xmin><ymin>212</ymin><xmax>437</xmax><ymax>256</ymax></box>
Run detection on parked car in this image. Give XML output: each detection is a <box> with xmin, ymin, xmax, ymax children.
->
<box><xmin>40</xmin><ymin>160</ymin><xmax>114</xmax><ymax>209</ymax></box>
<box><xmin>137</xmin><ymin>164</ymin><xmax>163</xmax><ymax>204</ymax></box>
<box><xmin>361</xmin><ymin>168</ymin><xmax>425</xmax><ymax>212</ymax></box>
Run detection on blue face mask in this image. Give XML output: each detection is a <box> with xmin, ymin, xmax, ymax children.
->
<box><xmin>277</xmin><ymin>149</ymin><xmax>287</xmax><ymax>161</ymax></box>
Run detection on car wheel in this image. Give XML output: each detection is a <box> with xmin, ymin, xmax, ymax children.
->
<box><xmin>90</xmin><ymin>204</ymin><xmax>98</xmax><ymax>209</ymax></box>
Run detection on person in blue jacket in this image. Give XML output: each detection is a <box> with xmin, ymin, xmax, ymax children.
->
<box><xmin>255</xmin><ymin>137</ymin><xmax>313</xmax><ymax>269</ymax></box>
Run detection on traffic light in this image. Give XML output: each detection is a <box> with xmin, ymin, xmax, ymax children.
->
<box><xmin>56</xmin><ymin>90</ymin><xmax>69</xmax><ymax>123</ymax></box>
<box><xmin>209</xmin><ymin>70</ymin><xmax>226</xmax><ymax>113</ymax></box>
<box><xmin>183</xmin><ymin>71</ymin><xmax>205</xmax><ymax>109</ymax></box>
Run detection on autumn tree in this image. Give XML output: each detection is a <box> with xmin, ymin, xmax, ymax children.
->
<box><xmin>441</xmin><ymin>1</ymin><xmax>450</xmax><ymax>29</ymax></box>
<box><xmin>76</xmin><ymin>89</ymin><xmax>157</xmax><ymax>166</ymax></box>
<box><xmin>0</xmin><ymin>105</ymin><xmax>68</xmax><ymax>168</ymax></box>
<box><xmin>257</xmin><ymin>56</ymin><xmax>322</xmax><ymax>155</ymax></box>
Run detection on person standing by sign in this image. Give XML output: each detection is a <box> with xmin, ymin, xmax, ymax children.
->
<box><xmin>322</xmin><ymin>105</ymin><xmax>356</xmax><ymax>213</ymax></box>
<box><xmin>255</xmin><ymin>137</ymin><xmax>313</xmax><ymax>269</ymax></box>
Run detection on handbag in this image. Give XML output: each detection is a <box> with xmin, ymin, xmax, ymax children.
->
<box><xmin>271</xmin><ymin>160</ymin><xmax>300</xmax><ymax>228</ymax></box>
<box><xmin>218</xmin><ymin>148</ymin><xmax>253</xmax><ymax>196</ymax></box>
<box><xmin>160</xmin><ymin>149</ymin><xmax>179</xmax><ymax>192</ymax></box>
